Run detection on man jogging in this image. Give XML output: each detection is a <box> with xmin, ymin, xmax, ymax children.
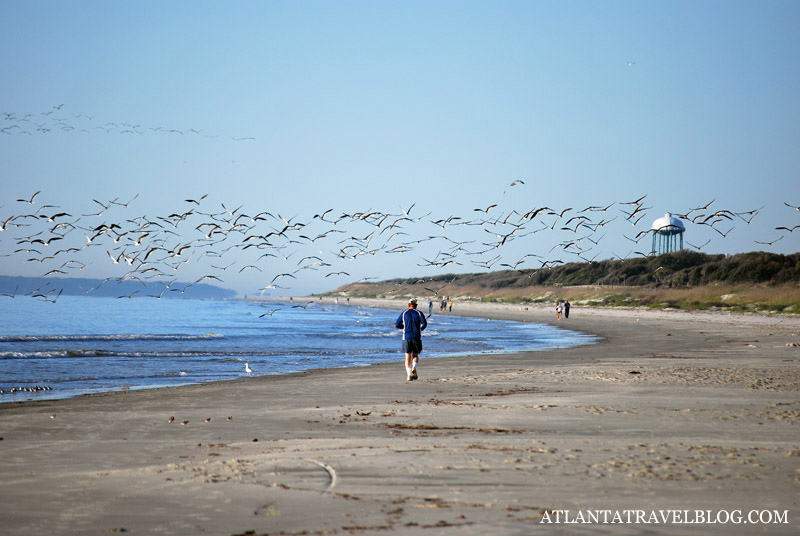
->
<box><xmin>395</xmin><ymin>298</ymin><xmax>427</xmax><ymax>381</ymax></box>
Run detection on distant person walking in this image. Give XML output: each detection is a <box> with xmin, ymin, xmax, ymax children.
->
<box><xmin>395</xmin><ymin>298</ymin><xmax>427</xmax><ymax>381</ymax></box>
<box><xmin>556</xmin><ymin>301</ymin><xmax>563</xmax><ymax>320</ymax></box>
<box><xmin>428</xmin><ymin>300</ymin><xmax>433</xmax><ymax>315</ymax></box>
<box><xmin>448</xmin><ymin>300</ymin><xmax>453</xmax><ymax>312</ymax></box>
<box><xmin>564</xmin><ymin>300</ymin><xmax>571</xmax><ymax>319</ymax></box>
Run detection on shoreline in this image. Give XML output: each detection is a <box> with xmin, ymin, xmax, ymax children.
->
<box><xmin>1</xmin><ymin>303</ymin><xmax>799</xmax><ymax>534</ymax></box>
<box><xmin>1</xmin><ymin>297</ymin><xmax>603</xmax><ymax>406</ymax></box>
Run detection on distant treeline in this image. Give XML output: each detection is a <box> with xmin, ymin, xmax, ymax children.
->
<box><xmin>0</xmin><ymin>275</ymin><xmax>237</xmax><ymax>300</ymax></box>
<box><xmin>376</xmin><ymin>251</ymin><xmax>800</xmax><ymax>290</ymax></box>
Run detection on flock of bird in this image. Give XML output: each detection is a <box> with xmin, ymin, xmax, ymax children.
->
<box><xmin>2</xmin><ymin>104</ymin><xmax>255</xmax><ymax>141</ymax></box>
<box><xmin>0</xmin><ymin>385</ymin><xmax>52</xmax><ymax>395</ymax></box>
<box><xmin>0</xmin><ymin>183</ymin><xmax>796</xmax><ymax>305</ymax></box>
<box><xmin>3</xmin><ymin>105</ymin><xmax>798</xmax><ymax>306</ymax></box>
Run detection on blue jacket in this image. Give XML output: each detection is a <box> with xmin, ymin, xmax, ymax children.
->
<box><xmin>395</xmin><ymin>308</ymin><xmax>427</xmax><ymax>340</ymax></box>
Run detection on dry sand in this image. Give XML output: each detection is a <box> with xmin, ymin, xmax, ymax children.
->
<box><xmin>1</xmin><ymin>300</ymin><xmax>798</xmax><ymax>535</ymax></box>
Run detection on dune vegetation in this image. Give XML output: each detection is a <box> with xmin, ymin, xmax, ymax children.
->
<box><xmin>324</xmin><ymin>251</ymin><xmax>800</xmax><ymax>314</ymax></box>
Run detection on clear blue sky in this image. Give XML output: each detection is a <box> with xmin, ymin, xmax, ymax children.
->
<box><xmin>1</xmin><ymin>1</ymin><xmax>798</xmax><ymax>296</ymax></box>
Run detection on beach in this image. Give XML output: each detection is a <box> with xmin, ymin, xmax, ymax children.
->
<box><xmin>1</xmin><ymin>301</ymin><xmax>798</xmax><ymax>535</ymax></box>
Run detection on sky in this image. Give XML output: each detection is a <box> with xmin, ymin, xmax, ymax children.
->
<box><xmin>1</xmin><ymin>0</ymin><xmax>798</xmax><ymax>297</ymax></box>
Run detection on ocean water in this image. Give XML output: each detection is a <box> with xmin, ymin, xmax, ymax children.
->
<box><xmin>0</xmin><ymin>296</ymin><xmax>598</xmax><ymax>402</ymax></box>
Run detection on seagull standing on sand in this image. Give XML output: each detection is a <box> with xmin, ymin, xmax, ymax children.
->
<box><xmin>245</xmin><ymin>363</ymin><xmax>253</xmax><ymax>375</ymax></box>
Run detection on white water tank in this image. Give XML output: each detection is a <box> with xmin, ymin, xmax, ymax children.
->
<box><xmin>651</xmin><ymin>213</ymin><xmax>685</xmax><ymax>235</ymax></box>
<box><xmin>650</xmin><ymin>213</ymin><xmax>685</xmax><ymax>254</ymax></box>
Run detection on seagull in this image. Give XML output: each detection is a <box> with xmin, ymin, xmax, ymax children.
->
<box><xmin>271</xmin><ymin>273</ymin><xmax>297</xmax><ymax>284</ymax></box>
<box><xmin>621</xmin><ymin>195</ymin><xmax>647</xmax><ymax>206</ymax></box>
<box><xmin>474</xmin><ymin>204</ymin><xmax>497</xmax><ymax>214</ymax></box>
<box><xmin>686</xmin><ymin>239</ymin><xmax>711</xmax><ymax>251</ymax></box>
<box><xmin>0</xmin><ymin>215</ymin><xmax>18</xmax><ymax>231</ymax></box>
<box><xmin>82</xmin><ymin>198</ymin><xmax>112</xmax><ymax>217</ymax></box>
<box><xmin>754</xmin><ymin>236</ymin><xmax>784</xmax><ymax>246</ymax></box>
<box><xmin>185</xmin><ymin>194</ymin><xmax>208</xmax><ymax>205</ymax></box>
<box><xmin>258</xmin><ymin>284</ymin><xmax>288</xmax><ymax>295</ymax></box>
<box><xmin>17</xmin><ymin>191</ymin><xmax>41</xmax><ymax>204</ymax></box>
<box><xmin>1</xmin><ymin>285</ymin><xmax>18</xmax><ymax>298</ymax></box>
<box><xmin>110</xmin><ymin>194</ymin><xmax>139</xmax><ymax>208</ymax></box>
<box><xmin>312</xmin><ymin>208</ymin><xmax>334</xmax><ymax>221</ymax></box>
<box><xmin>499</xmin><ymin>253</ymin><xmax>540</xmax><ymax>271</ymax></box>
<box><xmin>424</xmin><ymin>282</ymin><xmax>452</xmax><ymax>296</ymax></box>
<box><xmin>195</xmin><ymin>274</ymin><xmax>222</xmax><ymax>283</ymax></box>
<box><xmin>107</xmin><ymin>250</ymin><xmax>120</xmax><ymax>264</ymax></box>
<box><xmin>713</xmin><ymin>226</ymin><xmax>735</xmax><ymax>238</ymax></box>
<box><xmin>245</xmin><ymin>363</ymin><xmax>253</xmax><ymax>375</ymax></box>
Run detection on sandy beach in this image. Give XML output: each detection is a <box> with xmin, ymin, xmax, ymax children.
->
<box><xmin>1</xmin><ymin>300</ymin><xmax>798</xmax><ymax>535</ymax></box>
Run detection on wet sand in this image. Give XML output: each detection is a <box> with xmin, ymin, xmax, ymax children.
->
<box><xmin>1</xmin><ymin>300</ymin><xmax>798</xmax><ymax>535</ymax></box>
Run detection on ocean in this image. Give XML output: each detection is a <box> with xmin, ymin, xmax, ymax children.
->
<box><xmin>0</xmin><ymin>296</ymin><xmax>598</xmax><ymax>402</ymax></box>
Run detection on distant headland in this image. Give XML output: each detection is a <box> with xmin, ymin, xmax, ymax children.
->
<box><xmin>0</xmin><ymin>275</ymin><xmax>237</xmax><ymax>300</ymax></box>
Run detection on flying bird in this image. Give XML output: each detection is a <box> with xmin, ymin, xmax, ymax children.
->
<box><xmin>110</xmin><ymin>194</ymin><xmax>139</xmax><ymax>208</ymax></box>
<box><xmin>686</xmin><ymin>239</ymin><xmax>711</xmax><ymax>251</ymax></box>
<box><xmin>1</xmin><ymin>285</ymin><xmax>19</xmax><ymax>298</ymax></box>
<box><xmin>0</xmin><ymin>215</ymin><xmax>18</xmax><ymax>231</ymax></box>
<box><xmin>754</xmin><ymin>236</ymin><xmax>783</xmax><ymax>246</ymax></box>
<box><xmin>423</xmin><ymin>282</ymin><xmax>452</xmax><ymax>296</ymax></box>
<box><xmin>621</xmin><ymin>195</ymin><xmax>647</xmax><ymax>206</ymax></box>
<box><xmin>271</xmin><ymin>273</ymin><xmax>297</xmax><ymax>284</ymax></box>
<box><xmin>474</xmin><ymin>204</ymin><xmax>497</xmax><ymax>214</ymax></box>
<box><xmin>186</xmin><ymin>194</ymin><xmax>208</xmax><ymax>205</ymax></box>
<box><xmin>17</xmin><ymin>191</ymin><xmax>41</xmax><ymax>204</ymax></box>
<box><xmin>195</xmin><ymin>274</ymin><xmax>222</xmax><ymax>283</ymax></box>
<box><xmin>504</xmin><ymin>180</ymin><xmax>525</xmax><ymax>193</ymax></box>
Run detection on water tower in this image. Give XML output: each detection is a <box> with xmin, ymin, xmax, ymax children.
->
<box><xmin>650</xmin><ymin>213</ymin><xmax>685</xmax><ymax>255</ymax></box>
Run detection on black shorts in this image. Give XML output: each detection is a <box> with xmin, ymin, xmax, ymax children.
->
<box><xmin>402</xmin><ymin>338</ymin><xmax>423</xmax><ymax>355</ymax></box>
